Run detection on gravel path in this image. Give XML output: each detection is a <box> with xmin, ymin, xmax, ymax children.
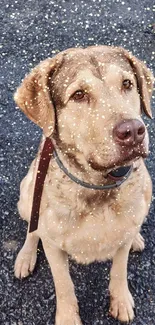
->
<box><xmin>1</xmin><ymin>0</ymin><xmax>155</xmax><ymax>324</ymax></box>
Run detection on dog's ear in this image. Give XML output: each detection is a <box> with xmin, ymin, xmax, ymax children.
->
<box><xmin>14</xmin><ymin>55</ymin><xmax>63</xmax><ymax>137</ymax></box>
<box><xmin>119</xmin><ymin>48</ymin><xmax>154</xmax><ymax>119</ymax></box>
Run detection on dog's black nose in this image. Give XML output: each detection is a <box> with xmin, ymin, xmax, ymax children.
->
<box><xmin>113</xmin><ymin>119</ymin><xmax>145</xmax><ymax>146</ymax></box>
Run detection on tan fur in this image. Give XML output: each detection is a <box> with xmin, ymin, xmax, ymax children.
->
<box><xmin>14</xmin><ymin>46</ymin><xmax>153</xmax><ymax>324</ymax></box>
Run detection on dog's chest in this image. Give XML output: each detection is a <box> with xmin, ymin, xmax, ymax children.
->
<box><xmin>60</xmin><ymin>206</ymin><xmax>138</xmax><ymax>263</ymax></box>
<box><xmin>39</xmin><ymin>193</ymin><xmax>142</xmax><ymax>264</ymax></box>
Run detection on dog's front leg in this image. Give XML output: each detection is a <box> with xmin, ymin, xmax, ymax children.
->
<box><xmin>14</xmin><ymin>230</ymin><xmax>39</xmax><ymax>278</ymax></box>
<box><xmin>109</xmin><ymin>241</ymin><xmax>134</xmax><ymax>323</ymax></box>
<box><xmin>42</xmin><ymin>240</ymin><xmax>82</xmax><ymax>325</ymax></box>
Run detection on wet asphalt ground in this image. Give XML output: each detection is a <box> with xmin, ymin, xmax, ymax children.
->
<box><xmin>1</xmin><ymin>0</ymin><xmax>155</xmax><ymax>324</ymax></box>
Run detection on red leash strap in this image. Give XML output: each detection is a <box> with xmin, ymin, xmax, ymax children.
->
<box><xmin>29</xmin><ymin>137</ymin><xmax>54</xmax><ymax>233</ymax></box>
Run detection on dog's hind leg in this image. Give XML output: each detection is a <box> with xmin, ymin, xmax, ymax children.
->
<box><xmin>14</xmin><ymin>230</ymin><xmax>39</xmax><ymax>278</ymax></box>
<box><xmin>131</xmin><ymin>232</ymin><xmax>145</xmax><ymax>252</ymax></box>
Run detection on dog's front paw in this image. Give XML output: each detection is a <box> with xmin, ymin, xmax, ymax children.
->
<box><xmin>14</xmin><ymin>247</ymin><xmax>37</xmax><ymax>278</ymax></box>
<box><xmin>56</xmin><ymin>306</ymin><xmax>83</xmax><ymax>325</ymax></box>
<box><xmin>109</xmin><ymin>287</ymin><xmax>134</xmax><ymax>323</ymax></box>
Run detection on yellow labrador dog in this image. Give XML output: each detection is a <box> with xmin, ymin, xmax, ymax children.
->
<box><xmin>14</xmin><ymin>46</ymin><xmax>153</xmax><ymax>324</ymax></box>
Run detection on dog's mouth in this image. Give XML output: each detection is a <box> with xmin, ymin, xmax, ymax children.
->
<box><xmin>88</xmin><ymin>145</ymin><xmax>148</xmax><ymax>180</ymax></box>
<box><xmin>88</xmin><ymin>156</ymin><xmax>135</xmax><ymax>182</ymax></box>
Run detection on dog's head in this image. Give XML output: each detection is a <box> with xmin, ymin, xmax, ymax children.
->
<box><xmin>14</xmin><ymin>46</ymin><xmax>154</xmax><ymax>175</ymax></box>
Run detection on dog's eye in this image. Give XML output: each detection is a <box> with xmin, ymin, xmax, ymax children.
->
<box><xmin>71</xmin><ymin>90</ymin><xmax>89</xmax><ymax>102</ymax></box>
<box><xmin>122</xmin><ymin>79</ymin><xmax>133</xmax><ymax>90</ymax></box>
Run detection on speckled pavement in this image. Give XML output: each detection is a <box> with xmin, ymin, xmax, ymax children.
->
<box><xmin>1</xmin><ymin>0</ymin><xmax>155</xmax><ymax>324</ymax></box>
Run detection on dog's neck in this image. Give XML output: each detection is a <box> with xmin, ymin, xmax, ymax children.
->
<box><xmin>52</xmin><ymin>139</ymin><xmax>111</xmax><ymax>187</ymax></box>
<box><xmin>50</xmin><ymin>140</ymin><xmax>134</xmax><ymax>198</ymax></box>
<box><xmin>48</xmin><ymin>136</ymin><xmax>141</xmax><ymax>197</ymax></box>
<box><xmin>49</xmin><ymin>149</ymin><xmax>114</xmax><ymax>204</ymax></box>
